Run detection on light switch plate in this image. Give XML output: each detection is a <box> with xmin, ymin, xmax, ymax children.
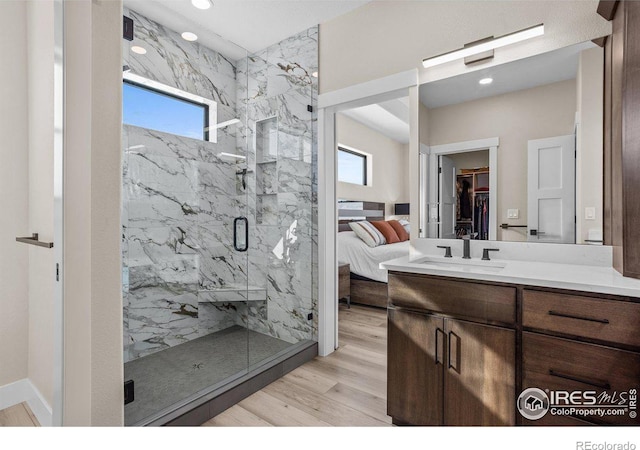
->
<box><xmin>585</xmin><ymin>207</ymin><xmax>596</xmax><ymax>220</ymax></box>
<box><xmin>507</xmin><ymin>209</ymin><xmax>519</xmax><ymax>219</ymax></box>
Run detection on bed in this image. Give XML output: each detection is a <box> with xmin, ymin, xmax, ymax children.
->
<box><xmin>337</xmin><ymin>200</ymin><xmax>410</xmax><ymax>308</ymax></box>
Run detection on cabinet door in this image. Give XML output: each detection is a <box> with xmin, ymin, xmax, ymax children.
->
<box><xmin>444</xmin><ymin>319</ymin><xmax>516</xmax><ymax>425</ymax></box>
<box><xmin>387</xmin><ymin>308</ymin><xmax>444</xmax><ymax>425</ymax></box>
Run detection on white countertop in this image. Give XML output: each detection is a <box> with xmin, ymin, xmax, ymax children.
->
<box><xmin>380</xmin><ymin>255</ymin><xmax>640</xmax><ymax>298</ymax></box>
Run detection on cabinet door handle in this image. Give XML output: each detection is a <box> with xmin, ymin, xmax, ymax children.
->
<box><xmin>448</xmin><ymin>331</ymin><xmax>460</xmax><ymax>372</ymax></box>
<box><xmin>549</xmin><ymin>369</ymin><xmax>611</xmax><ymax>390</ymax></box>
<box><xmin>435</xmin><ymin>327</ymin><xmax>444</xmax><ymax>365</ymax></box>
<box><xmin>548</xmin><ymin>310</ymin><xmax>610</xmax><ymax>324</ymax></box>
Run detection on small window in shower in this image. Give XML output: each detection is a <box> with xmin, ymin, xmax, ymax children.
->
<box><xmin>123</xmin><ymin>75</ymin><xmax>216</xmax><ymax>142</ymax></box>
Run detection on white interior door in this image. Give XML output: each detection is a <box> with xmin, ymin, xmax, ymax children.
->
<box><xmin>527</xmin><ymin>135</ymin><xmax>575</xmax><ymax>243</ymax></box>
<box><xmin>438</xmin><ymin>155</ymin><xmax>456</xmax><ymax>239</ymax></box>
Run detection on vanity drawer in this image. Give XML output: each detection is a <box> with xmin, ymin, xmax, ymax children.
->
<box><xmin>523</xmin><ymin>289</ymin><xmax>640</xmax><ymax>348</ymax></box>
<box><xmin>388</xmin><ymin>273</ymin><xmax>516</xmax><ymax>325</ymax></box>
<box><xmin>523</xmin><ymin>332</ymin><xmax>640</xmax><ymax>425</ymax></box>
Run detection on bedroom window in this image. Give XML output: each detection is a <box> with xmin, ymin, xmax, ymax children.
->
<box><xmin>338</xmin><ymin>146</ymin><xmax>368</xmax><ymax>186</ymax></box>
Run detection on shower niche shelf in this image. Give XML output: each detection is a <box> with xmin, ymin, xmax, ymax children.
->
<box><xmin>256</xmin><ymin>193</ymin><xmax>277</xmax><ymax>225</ymax></box>
<box><xmin>256</xmin><ymin>161</ymin><xmax>277</xmax><ymax>195</ymax></box>
<box><xmin>255</xmin><ymin>117</ymin><xmax>277</xmax><ymax>163</ymax></box>
<box><xmin>255</xmin><ymin>117</ymin><xmax>279</xmax><ymax>225</ymax></box>
<box><xmin>198</xmin><ymin>286</ymin><xmax>267</xmax><ymax>303</ymax></box>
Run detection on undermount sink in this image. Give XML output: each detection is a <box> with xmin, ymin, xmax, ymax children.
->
<box><xmin>413</xmin><ymin>256</ymin><xmax>507</xmax><ymax>272</ymax></box>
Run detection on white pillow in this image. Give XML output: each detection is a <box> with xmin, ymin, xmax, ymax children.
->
<box><xmin>349</xmin><ymin>221</ymin><xmax>386</xmax><ymax>247</ymax></box>
<box><xmin>399</xmin><ymin>219</ymin><xmax>410</xmax><ymax>235</ymax></box>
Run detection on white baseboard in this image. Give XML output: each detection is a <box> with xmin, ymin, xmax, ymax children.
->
<box><xmin>0</xmin><ymin>379</ymin><xmax>30</xmax><ymax>410</ymax></box>
<box><xmin>0</xmin><ymin>378</ymin><xmax>52</xmax><ymax>426</ymax></box>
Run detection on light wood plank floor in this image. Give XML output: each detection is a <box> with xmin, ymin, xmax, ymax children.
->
<box><xmin>203</xmin><ymin>304</ymin><xmax>390</xmax><ymax>427</ymax></box>
<box><xmin>0</xmin><ymin>402</ymin><xmax>39</xmax><ymax>427</ymax></box>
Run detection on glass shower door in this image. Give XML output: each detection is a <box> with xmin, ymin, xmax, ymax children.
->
<box><xmin>244</xmin><ymin>26</ymin><xmax>319</xmax><ymax>369</ymax></box>
<box><xmin>121</xmin><ymin>7</ymin><xmax>252</xmax><ymax>425</ymax></box>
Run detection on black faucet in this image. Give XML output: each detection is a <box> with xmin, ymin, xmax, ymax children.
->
<box><xmin>462</xmin><ymin>236</ymin><xmax>471</xmax><ymax>259</ymax></box>
<box><xmin>437</xmin><ymin>245</ymin><xmax>452</xmax><ymax>258</ymax></box>
<box><xmin>482</xmin><ymin>248</ymin><xmax>500</xmax><ymax>261</ymax></box>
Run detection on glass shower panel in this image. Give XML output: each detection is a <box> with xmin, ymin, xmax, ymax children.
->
<box><xmin>245</xmin><ymin>26</ymin><xmax>319</xmax><ymax>368</ymax></box>
<box><xmin>122</xmin><ymin>7</ymin><xmax>250</xmax><ymax>426</ymax></box>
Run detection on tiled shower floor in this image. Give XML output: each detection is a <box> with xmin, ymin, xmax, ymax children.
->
<box><xmin>124</xmin><ymin>326</ymin><xmax>293</xmax><ymax>425</ymax></box>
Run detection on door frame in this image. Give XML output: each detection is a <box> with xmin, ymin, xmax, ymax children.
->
<box><xmin>428</xmin><ymin>138</ymin><xmax>499</xmax><ymax>241</ymax></box>
<box><xmin>317</xmin><ymin>70</ymin><xmax>418</xmax><ymax>355</ymax></box>
<box><xmin>52</xmin><ymin>0</ymin><xmax>65</xmax><ymax>426</ymax></box>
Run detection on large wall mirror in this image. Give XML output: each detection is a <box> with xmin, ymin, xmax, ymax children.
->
<box><xmin>418</xmin><ymin>40</ymin><xmax>604</xmax><ymax>245</ymax></box>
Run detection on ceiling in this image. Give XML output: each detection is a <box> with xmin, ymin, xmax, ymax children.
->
<box><xmin>341</xmin><ymin>97</ymin><xmax>410</xmax><ymax>144</ymax></box>
<box><xmin>124</xmin><ymin>0</ymin><xmax>369</xmax><ymax>60</ymax></box>
<box><xmin>420</xmin><ymin>41</ymin><xmax>597</xmax><ymax>109</ymax></box>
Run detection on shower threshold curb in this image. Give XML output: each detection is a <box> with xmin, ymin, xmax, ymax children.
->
<box><xmin>135</xmin><ymin>339</ymin><xmax>318</xmax><ymax>426</ymax></box>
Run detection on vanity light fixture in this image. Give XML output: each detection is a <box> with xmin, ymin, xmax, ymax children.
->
<box><xmin>131</xmin><ymin>45</ymin><xmax>147</xmax><ymax>55</ymax></box>
<box><xmin>191</xmin><ymin>0</ymin><xmax>212</xmax><ymax>10</ymax></box>
<box><xmin>479</xmin><ymin>77</ymin><xmax>493</xmax><ymax>85</ymax></box>
<box><xmin>181</xmin><ymin>32</ymin><xmax>198</xmax><ymax>42</ymax></box>
<box><xmin>422</xmin><ymin>24</ymin><xmax>544</xmax><ymax>69</ymax></box>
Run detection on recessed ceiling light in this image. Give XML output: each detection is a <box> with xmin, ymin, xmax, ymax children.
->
<box><xmin>312</xmin><ymin>71</ymin><xmax>318</xmax><ymax>78</ymax></box>
<box><xmin>131</xmin><ymin>45</ymin><xmax>147</xmax><ymax>55</ymax></box>
<box><xmin>191</xmin><ymin>0</ymin><xmax>212</xmax><ymax>10</ymax></box>
<box><xmin>479</xmin><ymin>77</ymin><xmax>493</xmax><ymax>85</ymax></box>
<box><xmin>181</xmin><ymin>32</ymin><xmax>198</xmax><ymax>42</ymax></box>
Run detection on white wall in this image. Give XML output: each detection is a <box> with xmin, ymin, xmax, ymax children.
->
<box><xmin>64</xmin><ymin>0</ymin><xmax>123</xmax><ymax>426</ymax></box>
<box><xmin>576</xmin><ymin>46</ymin><xmax>604</xmax><ymax>244</ymax></box>
<box><xmin>426</xmin><ymin>79</ymin><xmax>577</xmax><ymax>241</ymax></box>
<box><xmin>0</xmin><ymin>0</ymin><xmax>29</xmax><ymax>390</ymax></box>
<box><xmin>90</xmin><ymin>0</ymin><xmax>124</xmax><ymax>426</ymax></box>
<box><xmin>336</xmin><ymin>114</ymin><xmax>409</xmax><ymax>217</ymax></box>
<box><xmin>319</xmin><ymin>1</ymin><xmax>611</xmax><ymax>93</ymax></box>
<box><xmin>26</xmin><ymin>0</ymin><xmax>55</xmax><ymax>408</ymax></box>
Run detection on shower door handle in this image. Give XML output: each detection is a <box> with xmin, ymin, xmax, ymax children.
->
<box><xmin>234</xmin><ymin>217</ymin><xmax>249</xmax><ymax>252</ymax></box>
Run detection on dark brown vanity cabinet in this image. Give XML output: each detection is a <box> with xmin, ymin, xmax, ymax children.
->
<box><xmin>387</xmin><ymin>273</ymin><xmax>517</xmax><ymax>426</ymax></box>
<box><xmin>387</xmin><ymin>308</ymin><xmax>443</xmax><ymax>425</ymax></box>
<box><xmin>521</xmin><ymin>289</ymin><xmax>640</xmax><ymax>426</ymax></box>
<box><xmin>387</xmin><ymin>272</ymin><xmax>640</xmax><ymax>426</ymax></box>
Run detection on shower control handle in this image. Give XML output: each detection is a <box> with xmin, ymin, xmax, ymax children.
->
<box><xmin>234</xmin><ymin>217</ymin><xmax>249</xmax><ymax>252</ymax></box>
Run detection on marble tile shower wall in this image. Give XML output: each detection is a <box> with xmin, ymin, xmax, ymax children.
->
<box><xmin>236</xmin><ymin>26</ymin><xmax>319</xmax><ymax>345</ymax></box>
<box><xmin>123</xmin><ymin>10</ymin><xmax>249</xmax><ymax>362</ymax></box>
<box><xmin>122</xmin><ymin>9</ymin><xmax>318</xmax><ymax>362</ymax></box>
<box><xmin>123</xmin><ymin>125</ymin><xmax>247</xmax><ymax>361</ymax></box>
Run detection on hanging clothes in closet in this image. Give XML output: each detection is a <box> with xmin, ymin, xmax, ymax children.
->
<box><xmin>474</xmin><ymin>194</ymin><xmax>490</xmax><ymax>240</ymax></box>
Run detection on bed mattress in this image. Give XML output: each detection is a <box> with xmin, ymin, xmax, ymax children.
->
<box><xmin>337</xmin><ymin>231</ymin><xmax>410</xmax><ymax>283</ymax></box>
